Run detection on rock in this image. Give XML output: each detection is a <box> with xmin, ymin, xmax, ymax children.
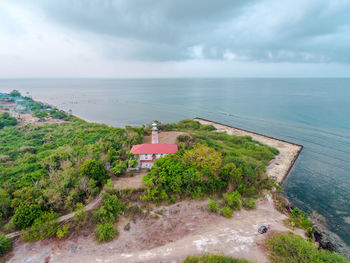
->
<box><xmin>277</xmin><ymin>193</ymin><xmax>292</xmax><ymax>212</ymax></box>
<box><xmin>124</xmin><ymin>222</ymin><xmax>131</xmax><ymax>231</ymax></box>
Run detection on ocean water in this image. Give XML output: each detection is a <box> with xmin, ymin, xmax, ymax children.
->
<box><xmin>1</xmin><ymin>78</ymin><xmax>349</xmax><ymax>251</ymax></box>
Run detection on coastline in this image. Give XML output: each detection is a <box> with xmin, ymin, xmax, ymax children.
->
<box><xmin>194</xmin><ymin>117</ymin><xmax>303</xmax><ymax>184</ymax></box>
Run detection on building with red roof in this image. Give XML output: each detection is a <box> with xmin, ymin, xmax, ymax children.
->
<box><xmin>130</xmin><ymin>123</ymin><xmax>178</xmax><ymax>169</ymax></box>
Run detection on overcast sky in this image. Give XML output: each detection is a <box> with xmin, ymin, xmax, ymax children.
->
<box><xmin>1</xmin><ymin>0</ymin><xmax>350</xmax><ymax>78</ymax></box>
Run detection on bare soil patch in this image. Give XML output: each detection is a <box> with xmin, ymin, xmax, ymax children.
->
<box><xmin>8</xmin><ymin>195</ymin><xmax>305</xmax><ymax>263</ymax></box>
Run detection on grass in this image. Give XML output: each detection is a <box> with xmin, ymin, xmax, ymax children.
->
<box><xmin>265</xmin><ymin>232</ymin><xmax>350</xmax><ymax>263</ymax></box>
<box><xmin>183</xmin><ymin>254</ymin><xmax>252</xmax><ymax>263</ymax></box>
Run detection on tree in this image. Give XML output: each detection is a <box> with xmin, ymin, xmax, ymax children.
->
<box><xmin>183</xmin><ymin>144</ymin><xmax>222</xmax><ymax>173</ymax></box>
<box><xmin>9</xmin><ymin>90</ymin><xmax>21</xmax><ymax>97</ymax></box>
<box><xmin>12</xmin><ymin>204</ymin><xmax>42</xmax><ymax>229</ymax></box>
<box><xmin>80</xmin><ymin>159</ymin><xmax>109</xmax><ymax>185</ymax></box>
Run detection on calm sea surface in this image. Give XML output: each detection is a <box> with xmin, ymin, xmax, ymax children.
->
<box><xmin>1</xmin><ymin>78</ymin><xmax>349</xmax><ymax>250</ymax></box>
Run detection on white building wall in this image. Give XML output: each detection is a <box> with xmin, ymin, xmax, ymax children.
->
<box><xmin>137</xmin><ymin>153</ymin><xmax>169</xmax><ymax>169</ymax></box>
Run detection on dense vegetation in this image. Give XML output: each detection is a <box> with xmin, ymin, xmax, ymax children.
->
<box><xmin>142</xmin><ymin>120</ymin><xmax>278</xmax><ymax>217</ymax></box>
<box><xmin>0</xmin><ymin>113</ymin><xmax>17</xmax><ymax>129</ymax></box>
<box><xmin>183</xmin><ymin>254</ymin><xmax>252</xmax><ymax>263</ymax></box>
<box><xmin>0</xmin><ymin>111</ymin><xmax>143</xmax><ymax>234</ymax></box>
<box><xmin>265</xmin><ymin>233</ymin><xmax>350</xmax><ymax>263</ymax></box>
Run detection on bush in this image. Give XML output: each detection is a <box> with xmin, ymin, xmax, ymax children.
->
<box><xmin>21</xmin><ymin>211</ymin><xmax>59</xmax><ymax>242</ymax></box>
<box><xmin>73</xmin><ymin>203</ymin><xmax>88</xmax><ymax>229</ymax></box>
<box><xmin>12</xmin><ymin>204</ymin><xmax>42</xmax><ymax>229</ymax></box>
<box><xmin>93</xmin><ymin>193</ymin><xmax>123</xmax><ymax>224</ymax></box>
<box><xmin>224</xmin><ymin>191</ymin><xmax>242</xmax><ymax>210</ymax></box>
<box><xmin>0</xmin><ymin>233</ymin><xmax>12</xmax><ymax>257</ymax></box>
<box><xmin>208</xmin><ymin>199</ymin><xmax>218</xmax><ymax>212</ymax></box>
<box><xmin>9</xmin><ymin>90</ymin><xmax>21</xmax><ymax>97</ymax></box>
<box><xmin>56</xmin><ymin>223</ymin><xmax>71</xmax><ymax>239</ymax></box>
<box><xmin>111</xmin><ymin>160</ymin><xmax>127</xmax><ymax>175</ymax></box>
<box><xmin>265</xmin><ymin>233</ymin><xmax>350</xmax><ymax>263</ymax></box>
<box><xmin>0</xmin><ymin>112</ymin><xmax>17</xmax><ymax>129</ymax></box>
<box><xmin>286</xmin><ymin>208</ymin><xmax>313</xmax><ymax>236</ymax></box>
<box><xmin>94</xmin><ymin>223</ymin><xmax>118</xmax><ymax>243</ymax></box>
<box><xmin>221</xmin><ymin>206</ymin><xmax>233</xmax><ymax>218</ymax></box>
<box><xmin>242</xmin><ymin>198</ymin><xmax>256</xmax><ymax>209</ymax></box>
<box><xmin>80</xmin><ymin>159</ymin><xmax>109</xmax><ymax>185</ymax></box>
<box><xmin>183</xmin><ymin>254</ymin><xmax>252</xmax><ymax>263</ymax></box>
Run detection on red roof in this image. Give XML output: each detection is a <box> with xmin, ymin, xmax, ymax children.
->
<box><xmin>130</xmin><ymin>144</ymin><xmax>178</xmax><ymax>155</ymax></box>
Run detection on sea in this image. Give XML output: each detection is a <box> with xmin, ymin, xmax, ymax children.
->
<box><xmin>1</xmin><ymin>78</ymin><xmax>349</xmax><ymax>254</ymax></box>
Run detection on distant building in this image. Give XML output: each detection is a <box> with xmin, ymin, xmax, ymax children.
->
<box><xmin>130</xmin><ymin>122</ymin><xmax>178</xmax><ymax>169</ymax></box>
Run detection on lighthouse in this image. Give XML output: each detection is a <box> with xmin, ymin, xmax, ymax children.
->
<box><xmin>151</xmin><ymin>122</ymin><xmax>159</xmax><ymax>144</ymax></box>
<box><xmin>130</xmin><ymin>121</ymin><xmax>178</xmax><ymax>169</ymax></box>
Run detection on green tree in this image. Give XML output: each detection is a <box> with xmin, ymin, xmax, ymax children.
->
<box><xmin>21</xmin><ymin>211</ymin><xmax>59</xmax><ymax>242</ymax></box>
<box><xmin>9</xmin><ymin>90</ymin><xmax>21</xmax><ymax>97</ymax></box>
<box><xmin>183</xmin><ymin>144</ymin><xmax>222</xmax><ymax>173</ymax></box>
<box><xmin>80</xmin><ymin>159</ymin><xmax>109</xmax><ymax>185</ymax></box>
<box><xmin>12</xmin><ymin>204</ymin><xmax>42</xmax><ymax>229</ymax></box>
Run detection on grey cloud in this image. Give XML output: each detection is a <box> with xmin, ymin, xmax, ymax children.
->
<box><xmin>10</xmin><ymin>0</ymin><xmax>350</xmax><ymax>63</ymax></box>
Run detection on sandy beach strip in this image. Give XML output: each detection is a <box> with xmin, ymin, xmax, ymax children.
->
<box><xmin>194</xmin><ymin>117</ymin><xmax>303</xmax><ymax>184</ymax></box>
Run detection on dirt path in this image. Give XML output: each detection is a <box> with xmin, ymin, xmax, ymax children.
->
<box><xmin>7</xmin><ymin>194</ymin><xmax>304</xmax><ymax>263</ymax></box>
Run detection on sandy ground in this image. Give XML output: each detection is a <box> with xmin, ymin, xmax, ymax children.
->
<box><xmin>7</xmin><ymin>195</ymin><xmax>304</xmax><ymax>263</ymax></box>
<box><xmin>5</xmin><ymin>122</ymin><xmax>304</xmax><ymax>263</ymax></box>
<box><xmin>194</xmin><ymin>118</ymin><xmax>302</xmax><ymax>183</ymax></box>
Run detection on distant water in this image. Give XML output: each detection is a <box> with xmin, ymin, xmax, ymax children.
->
<box><xmin>1</xmin><ymin>78</ymin><xmax>350</xmax><ymax>252</ymax></box>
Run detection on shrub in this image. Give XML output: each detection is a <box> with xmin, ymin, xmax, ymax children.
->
<box><xmin>9</xmin><ymin>90</ymin><xmax>21</xmax><ymax>97</ymax></box>
<box><xmin>21</xmin><ymin>211</ymin><xmax>59</xmax><ymax>242</ymax></box>
<box><xmin>56</xmin><ymin>223</ymin><xmax>71</xmax><ymax>239</ymax></box>
<box><xmin>265</xmin><ymin>233</ymin><xmax>350</xmax><ymax>263</ymax></box>
<box><xmin>224</xmin><ymin>191</ymin><xmax>242</xmax><ymax>210</ymax></box>
<box><xmin>94</xmin><ymin>223</ymin><xmax>118</xmax><ymax>243</ymax></box>
<box><xmin>286</xmin><ymin>208</ymin><xmax>313</xmax><ymax>236</ymax></box>
<box><xmin>111</xmin><ymin>160</ymin><xmax>127</xmax><ymax>175</ymax></box>
<box><xmin>242</xmin><ymin>198</ymin><xmax>256</xmax><ymax>209</ymax></box>
<box><xmin>12</xmin><ymin>204</ymin><xmax>42</xmax><ymax>229</ymax></box>
<box><xmin>93</xmin><ymin>193</ymin><xmax>123</xmax><ymax>223</ymax></box>
<box><xmin>80</xmin><ymin>159</ymin><xmax>109</xmax><ymax>185</ymax></box>
<box><xmin>0</xmin><ymin>112</ymin><xmax>17</xmax><ymax>129</ymax></box>
<box><xmin>208</xmin><ymin>199</ymin><xmax>218</xmax><ymax>212</ymax></box>
<box><xmin>0</xmin><ymin>233</ymin><xmax>12</xmax><ymax>257</ymax></box>
<box><xmin>129</xmin><ymin>159</ymin><xmax>138</xmax><ymax>168</ymax></box>
<box><xmin>183</xmin><ymin>254</ymin><xmax>252</xmax><ymax>263</ymax></box>
<box><xmin>221</xmin><ymin>206</ymin><xmax>233</xmax><ymax>218</ymax></box>
<box><xmin>73</xmin><ymin>203</ymin><xmax>88</xmax><ymax>229</ymax></box>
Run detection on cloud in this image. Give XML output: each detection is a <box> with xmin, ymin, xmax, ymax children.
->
<box><xmin>1</xmin><ymin>0</ymin><xmax>350</xmax><ymax>77</ymax></box>
<box><xmin>8</xmin><ymin>0</ymin><xmax>349</xmax><ymax>63</ymax></box>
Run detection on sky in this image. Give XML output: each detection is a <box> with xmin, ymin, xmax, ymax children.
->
<box><xmin>1</xmin><ymin>0</ymin><xmax>350</xmax><ymax>78</ymax></box>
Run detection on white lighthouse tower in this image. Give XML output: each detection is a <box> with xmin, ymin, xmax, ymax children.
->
<box><xmin>151</xmin><ymin>122</ymin><xmax>159</xmax><ymax>144</ymax></box>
